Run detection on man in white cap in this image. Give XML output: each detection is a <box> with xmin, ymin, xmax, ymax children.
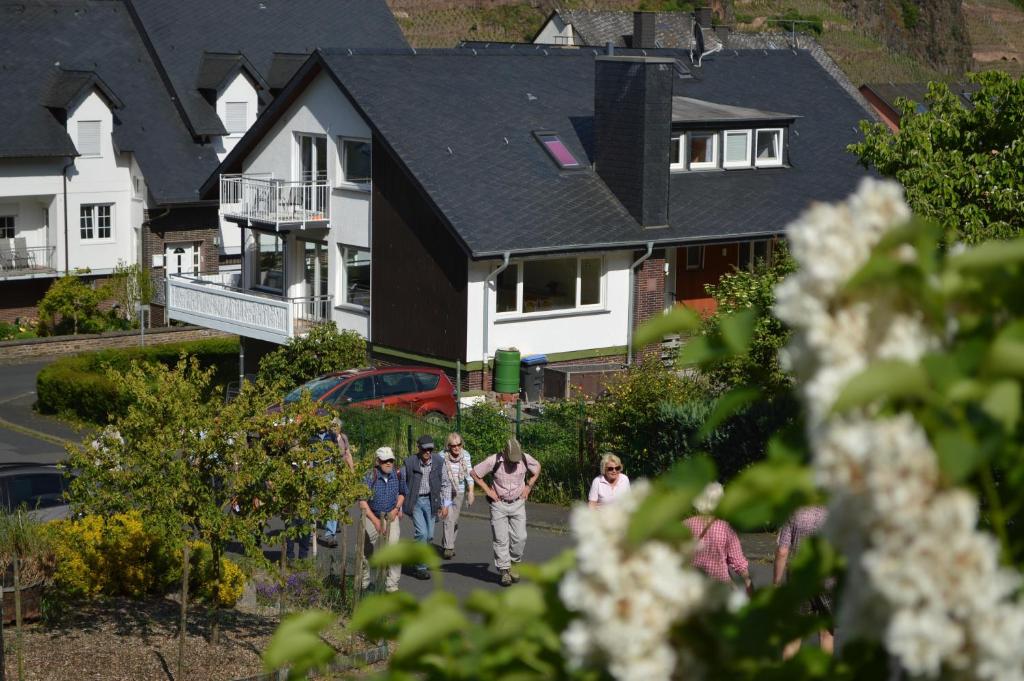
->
<box><xmin>471</xmin><ymin>438</ymin><xmax>541</xmax><ymax>586</ymax></box>
<box><xmin>358</xmin><ymin>446</ymin><xmax>407</xmax><ymax>592</ymax></box>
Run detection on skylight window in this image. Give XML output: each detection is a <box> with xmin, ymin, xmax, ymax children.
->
<box><xmin>535</xmin><ymin>132</ymin><xmax>581</xmax><ymax>169</ymax></box>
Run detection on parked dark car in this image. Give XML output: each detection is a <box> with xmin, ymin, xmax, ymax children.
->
<box><xmin>279</xmin><ymin>366</ymin><xmax>457</xmax><ymax>422</ymax></box>
<box><xmin>0</xmin><ymin>463</ymin><xmax>71</xmax><ymax>522</ymax></box>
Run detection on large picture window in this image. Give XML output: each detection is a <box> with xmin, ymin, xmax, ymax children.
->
<box><xmin>340</xmin><ymin>246</ymin><xmax>370</xmax><ymax>309</ymax></box>
<box><xmin>257</xmin><ymin>233</ymin><xmax>283</xmax><ymax>292</ymax></box>
<box><xmin>80</xmin><ymin>204</ymin><xmax>112</xmax><ymax>240</ymax></box>
<box><xmin>495</xmin><ymin>256</ymin><xmax>603</xmax><ymax>315</ymax></box>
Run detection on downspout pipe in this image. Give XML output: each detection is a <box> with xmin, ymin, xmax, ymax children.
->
<box><xmin>61</xmin><ymin>157</ymin><xmax>75</xmax><ymax>274</ymax></box>
<box><xmin>626</xmin><ymin>241</ymin><xmax>655</xmax><ymax>366</ymax></box>
<box><xmin>482</xmin><ymin>251</ymin><xmax>511</xmax><ymax>382</ymax></box>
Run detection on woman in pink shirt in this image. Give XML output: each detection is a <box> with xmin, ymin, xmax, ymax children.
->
<box><xmin>587</xmin><ymin>454</ymin><xmax>631</xmax><ymax>508</ymax></box>
<box><xmin>684</xmin><ymin>482</ymin><xmax>753</xmax><ymax>595</ymax></box>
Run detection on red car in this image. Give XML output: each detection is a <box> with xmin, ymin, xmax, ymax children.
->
<box><xmin>281</xmin><ymin>366</ymin><xmax>457</xmax><ymax>422</ymax></box>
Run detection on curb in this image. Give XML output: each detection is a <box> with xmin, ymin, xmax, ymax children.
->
<box><xmin>0</xmin><ymin>416</ymin><xmax>72</xmax><ymax>448</ymax></box>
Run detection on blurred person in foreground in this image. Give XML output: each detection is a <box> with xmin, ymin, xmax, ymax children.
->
<box><xmin>775</xmin><ymin>505</ymin><xmax>834</xmax><ymax>658</ymax></box>
<box><xmin>684</xmin><ymin>482</ymin><xmax>754</xmax><ymax>596</ymax></box>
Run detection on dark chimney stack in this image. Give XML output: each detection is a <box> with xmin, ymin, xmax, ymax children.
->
<box><xmin>694</xmin><ymin>6</ymin><xmax>713</xmax><ymax>27</ymax></box>
<box><xmin>593</xmin><ymin>56</ymin><xmax>674</xmax><ymax>229</ymax></box>
<box><xmin>632</xmin><ymin>12</ymin><xmax>656</xmax><ymax>50</ymax></box>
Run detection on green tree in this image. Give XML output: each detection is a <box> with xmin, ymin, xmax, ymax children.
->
<box><xmin>257</xmin><ymin>324</ymin><xmax>367</xmax><ymax>391</ymax></box>
<box><xmin>107</xmin><ymin>260</ymin><xmax>155</xmax><ymax>325</ymax></box>
<box><xmin>849</xmin><ymin>71</ymin><xmax>1024</xmax><ymax>244</ymax></box>
<box><xmin>37</xmin><ymin>275</ymin><xmax>110</xmax><ymax>335</ymax></box>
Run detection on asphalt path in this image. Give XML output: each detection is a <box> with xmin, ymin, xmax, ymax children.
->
<box><xmin>0</xmin><ymin>358</ymin><xmax>80</xmax><ymax>463</ymax></box>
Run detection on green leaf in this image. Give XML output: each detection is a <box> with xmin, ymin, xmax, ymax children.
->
<box><xmin>263</xmin><ymin>610</ymin><xmax>336</xmax><ymax>677</ymax></box>
<box><xmin>348</xmin><ymin>592</ymin><xmax>417</xmax><ymax>632</ymax></box>
<box><xmin>633</xmin><ymin>306</ymin><xmax>702</xmax><ymax>348</ymax></box>
<box><xmin>717</xmin><ymin>460</ymin><xmax>816</xmax><ymax>530</ymax></box>
<box><xmin>985</xmin><ymin>324</ymin><xmax>1024</xmax><ymax>379</ymax></box>
<box><xmin>719</xmin><ymin>308</ymin><xmax>758</xmax><ymax>355</ymax></box>
<box><xmin>933</xmin><ymin>428</ymin><xmax>982</xmax><ymax>483</ymax></box>
<box><xmin>392</xmin><ymin>597</ymin><xmax>468</xmax><ymax>662</ymax></box>
<box><xmin>676</xmin><ymin>336</ymin><xmax>724</xmax><ymax>367</ymax></box>
<box><xmin>369</xmin><ymin>539</ymin><xmax>441</xmax><ymax>570</ymax></box>
<box><xmin>948</xmin><ymin>238</ymin><xmax>1024</xmax><ymax>270</ymax></box>
<box><xmin>981</xmin><ymin>380</ymin><xmax>1021</xmax><ymax>433</ymax></box>
<box><xmin>627</xmin><ymin>455</ymin><xmax>715</xmax><ymax>546</ymax></box>
<box><xmin>698</xmin><ymin>387</ymin><xmax>761</xmax><ymax>441</ymax></box>
<box><xmin>831</xmin><ymin>360</ymin><xmax>930</xmax><ymax>413</ymax></box>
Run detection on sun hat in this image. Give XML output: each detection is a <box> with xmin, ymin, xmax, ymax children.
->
<box><xmin>501</xmin><ymin>438</ymin><xmax>524</xmax><ymax>463</ymax></box>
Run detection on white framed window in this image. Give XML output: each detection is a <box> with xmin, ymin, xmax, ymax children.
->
<box><xmin>0</xmin><ymin>215</ymin><xmax>14</xmax><ymax>240</ymax></box>
<box><xmin>494</xmin><ymin>255</ymin><xmax>604</xmax><ymax>315</ymax></box>
<box><xmin>685</xmin><ymin>245</ymin><xmax>704</xmax><ymax>270</ymax></box>
<box><xmin>77</xmin><ymin>120</ymin><xmax>101</xmax><ymax>157</ymax></box>
<box><xmin>80</xmin><ymin>204</ymin><xmax>112</xmax><ymax>241</ymax></box>
<box><xmin>755</xmin><ymin>128</ymin><xmax>784</xmax><ymax>167</ymax></box>
<box><xmin>338</xmin><ymin>245</ymin><xmax>370</xmax><ymax>309</ymax></box>
<box><xmin>723</xmin><ymin>129</ymin><xmax>752</xmax><ymax>168</ymax></box>
<box><xmin>338</xmin><ymin>137</ymin><xmax>371</xmax><ymax>187</ymax></box>
<box><xmin>688</xmin><ymin>131</ymin><xmax>717</xmax><ymax>170</ymax></box>
<box><xmin>739</xmin><ymin>240</ymin><xmax>772</xmax><ymax>271</ymax></box>
<box><xmin>224</xmin><ymin>102</ymin><xmax>248</xmax><ymax>134</ymax></box>
<box><xmin>670</xmin><ymin>133</ymin><xmax>685</xmax><ymax>170</ymax></box>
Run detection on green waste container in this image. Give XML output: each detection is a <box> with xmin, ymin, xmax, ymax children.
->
<box><xmin>493</xmin><ymin>348</ymin><xmax>521</xmax><ymax>394</ymax></box>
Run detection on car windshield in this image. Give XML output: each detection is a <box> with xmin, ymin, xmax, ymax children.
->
<box><xmin>284</xmin><ymin>375</ymin><xmax>345</xmax><ymax>403</ymax></box>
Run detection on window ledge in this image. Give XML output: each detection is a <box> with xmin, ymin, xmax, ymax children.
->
<box><xmin>494</xmin><ymin>307</ymin><xmax>610</xmax><ymax>323</ymax></box>
<box><xmin>334</xmin><ymin>182</ymin><xmax>371</xmax><ymax>193</ymax></box>
<box><xmin>335</xmin><ymin>302</ymin><xmax>369</xmax><ymax>315</ymax></box>
<box><xmin>79</xmin><ymin>239</ymin><xmax>117</xmax><ymax>245</ymax></box>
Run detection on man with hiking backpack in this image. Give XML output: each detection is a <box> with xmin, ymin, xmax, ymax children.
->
<box><xmin>471</xmin><ymin>437</ymin><xmax>542</xmax><ymax>587</ymax></box>
<box><xmin>358</xmin><ymin>446</ymin><xmax>407</xmax><ymax>592</ymax></box>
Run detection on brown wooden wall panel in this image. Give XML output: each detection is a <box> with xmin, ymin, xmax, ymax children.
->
<box><xmin>370</xmin><ymin>142</ymin><xmax>468</xmax><ymax>361</ymax></box>
<box><xmin>676</xmin><ymin>243</ymin><xmax>738</xmax><ymax>316</ymax></box>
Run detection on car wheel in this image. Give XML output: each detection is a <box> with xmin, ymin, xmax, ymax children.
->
<box><xmin>423</xmin><ymin>411</ymin><xmax>448</xmax><ymax>426</ymax></box>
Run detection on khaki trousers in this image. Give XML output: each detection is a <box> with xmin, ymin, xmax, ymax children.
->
<box><xmin>489</xmin><ymin>499</ymin><xmax>527</xmax><ymax>570</ymax></box>
<box><xmin>361</xmin><ymin>514</ymin><xmax>401</xmax><ymax>592</ymax></box>
<box><xmin>441</xmin><ymin>489</ymin><xmax>465</xmax><ymax>551</ymax></box>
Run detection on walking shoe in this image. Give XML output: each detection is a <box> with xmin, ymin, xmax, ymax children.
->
<box><xmin>413</xmin><ymin>568</ymin><xmax>431</xmax><ymax>581</ymax></box>
<box><xmin>318</xmin><ymin>534</ymin><xmax>338</xmax><ymax>548</ymax></box>
<box><xmin>443</xmin><ymin>548</ymin><xmax>455</xmax><ymax>560</ymax></box>
<box><xmin>499</xmin><ymin>570</ymin><xmax>513</xmax><ymax>587</ymax></box>
<box><xmin>509</xmin><ymin>564</ymin><xmax>521</xmax><ymax>583</ymax></box>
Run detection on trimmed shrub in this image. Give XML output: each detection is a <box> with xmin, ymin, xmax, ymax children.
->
<box><xmin>257</xmin><ymin>325</ymin><xmax>367</xmax><ymax>391</ymax></box>
<box><xmin>460</xmin><ymin>402</ymin><xmax>511</xmax><ymax>460</ymax></box>
<box><xmin>36</xmin><ymin>337</ymin><xmax>240</xmax><ymax>423</ymax></box>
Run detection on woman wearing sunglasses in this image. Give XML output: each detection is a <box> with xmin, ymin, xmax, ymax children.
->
<box><xmin>587</xmin><ymin>453</ymin><xmax>631</xmax><ymax>509</ymax></box>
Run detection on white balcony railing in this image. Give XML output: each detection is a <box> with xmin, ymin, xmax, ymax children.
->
<box><xmin>220</xmin><ymin>174</ymin><xmax>330</xmax><ymax>227</ymax></box>
<box><xmin>166</xmin><ymin>273</ymin><xmax>332</xmax><ymax>345</ymax></box>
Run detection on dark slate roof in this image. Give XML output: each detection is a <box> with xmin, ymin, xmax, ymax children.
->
<box><xmin>551</xmin><ymin>9</ymin><xmax>696</xmax><ymax>49</ymax></box>
<box><xmin>671</xmin><ymin>97</ymin><xmax>798</xmax><ymax>125</ymax></box>
<box><xmin>40</xmin><ymin>69</ymin><xmax>124</xmax><ymax>111</ymax></box>
<box><xmin>196</xmin><ymin>52</ymin><xmax>268</xmax><ymax>92</ymax></box>
<box><xmin>0</xmin><ymin>0</ymin><xmax>217</xmax><ymax>202</ymax></box>
<box><xmin>301</xmin><ymin>47</ymin><xmax>872</xmax><ymax>256</ymax></box>
<box><xmin>267</xmin><ymin>53</ymin><xmax>311</xmax><ymax>90</ymax></box>
<box><xmin>127</xmin><ymin>0</ymin><xmax>408</xmax><ymax>137</ymax></box>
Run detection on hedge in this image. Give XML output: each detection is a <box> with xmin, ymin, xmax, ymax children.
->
<box><xmin>36</xmin><ymin>337</ymin><xmax>240</xmax><ymax>424</ymax></box>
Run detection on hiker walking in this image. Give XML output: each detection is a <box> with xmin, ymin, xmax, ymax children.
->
<box><xmin>401</xmin><ymin>434</ymin><xmax>445</xmax><ymax>580</ymax></box>
<box><xmin>438</xmin><ymin>432</ymin><xmax>475</xmax><ymax>559</ymax></box>
<box><xmin>318</xmin><ymin>416</ymin><xmax>354</xmax><ymax>548</ymax></box>
<box><xmin>775</xmin><ymin>505</ymin><xmax>834</xmax><ymax>658</ymax></box>
<box><xmin>684</xmin><ymin>482</ymin><xmax>753</xmax><ymax>595</ymax></box>
<box><xmin>471</xmin><ymin>438</ymin><xmax>541</xmax><ymax>587</ymax></box>
<box><xmin>358</xmin><ymin>446</ymin><xmax>406</xmax><ymax>593</ymax></box>
<box><xmin>587</xmin><ymin>453</ymin><xmax>630</xmax><ymax>508</ymax></box>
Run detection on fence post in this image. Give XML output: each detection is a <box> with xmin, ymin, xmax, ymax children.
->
<box><xmin>515</xmin><ymin>399</ymin><xmax>522</xmax><ymax>441</ymax></box>
<box><xmin>353</xmin><ymin>508</ymin><xmax>366</xmax><ymax>609</ymax></box>
<box><xmin>407</xmin><ymin>424</ymin><xmax>414</xmax><ymax>456</ymax></box>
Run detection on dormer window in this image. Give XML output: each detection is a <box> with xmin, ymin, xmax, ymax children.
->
<box><xmin>77</xmin><ymin>120</ymin><xmax>101</xmax><ymax>157</ymax></box>
<box><xmin>225</xmin><ymin>102</ymin><xmax>248</xmax><ymax>134</ymax></box>
<box><xmin>723</xmin><ymin>130</ymin><xmax>752</xmax><ymax>168</ymax></box>
<box><xmin>688</xmin><ymin>131</ymin><xmax>717</xmax><ymax>169</ymax></box>
<box><xmin>755</xmin><ymin>128</ymin><xmax>784</xmax><ymax>167</ymax></box>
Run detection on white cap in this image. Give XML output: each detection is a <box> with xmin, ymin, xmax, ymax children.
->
<box><xmin>375</xmin><ymin>446</ymin><xmax>396</xmax><ymax>462</ymax></box>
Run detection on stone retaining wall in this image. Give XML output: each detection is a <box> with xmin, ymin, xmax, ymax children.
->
<box><xmin>0</xmin><ymin>326</ymin><xmax>234</xmax><ymax>363</ymax></box>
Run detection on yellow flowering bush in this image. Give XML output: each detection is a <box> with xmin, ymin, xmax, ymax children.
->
<box><xmin>188</xmin><ymin>541</ymin><xmax>247</xmax><ymax>608</ymax></box>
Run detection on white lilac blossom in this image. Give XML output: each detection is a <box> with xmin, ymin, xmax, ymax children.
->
<box><xmin>775</xmin><ymin>178</ymin><xmax>1024</xmax><ymax>680</ymax></box>
<box><xmin>560</xmin><ymin>480</ymin><xmax>709</xmax><ymax>681</ymax></box>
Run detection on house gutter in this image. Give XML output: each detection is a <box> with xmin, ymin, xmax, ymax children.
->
<box><xmin>61</xmin><ymin>157</ymin><xmax>75</xmax><ymax>274</ymax></box>
<box><xmin>626</xmin><ymin>241</ymin><xmax>654</xmax><ymax>366</ymax></box>
<box><xmin>482</xmin><ymin>251</ymin><xmax>511</xmax><ymax>375</ymax></box>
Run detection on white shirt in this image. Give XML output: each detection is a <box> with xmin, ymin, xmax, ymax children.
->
<box><xmin>588</xmin><ymin>474</ymin><xmax>631</xmax><ymax>506</ymax></box>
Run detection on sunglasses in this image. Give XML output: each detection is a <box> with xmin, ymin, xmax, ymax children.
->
<box><xmin>380</xmin><ymin>460</ymin><xmax>395</xmax><ymax>465</ymax></box>
<box><xmin>449</xmin><ymin>442</ymin><xmax>463</xmax><ymax>448</ymax></box>
<box><xmin>605</xmin><ymin>466</ymin><xmax>621</xmax><ymax>472</ymax></box>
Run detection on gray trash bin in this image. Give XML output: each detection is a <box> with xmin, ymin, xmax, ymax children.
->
<box><xmin>520</xmin><ymin>354</ymin><xmax>548</xmax><ymax>403</ymax></box>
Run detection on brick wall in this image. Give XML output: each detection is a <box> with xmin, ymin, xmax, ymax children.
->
<box><xmin>632</xmin><ymin>250</ymin><xmax>666</xmax><ymax>361</ymax></box>
<box><xmin>0</xmin><ymin>278</ymin><xmax>53</xmax><ymax>323</ymax></box>
<box><xmin>0</xmin><ymin>326</ymin><xmax>233</xmax><ymax>363</ymax></box>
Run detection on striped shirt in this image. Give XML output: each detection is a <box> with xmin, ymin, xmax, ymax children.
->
<box><xmin>685</xmin><ymin>516</ymin><xmax>749</xmax><ymax>584</ymax></box>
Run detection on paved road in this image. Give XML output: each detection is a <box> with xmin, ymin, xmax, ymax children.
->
<box><xmin>0</xmin><ymin>359</ymin><xmax>81</xmax><ymax>463</ymax></box>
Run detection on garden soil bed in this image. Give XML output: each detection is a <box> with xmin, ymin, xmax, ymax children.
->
<box><xmin>3</xmin><ymin>596</ymin><xmax>372</xmax><ymax>681</ymax></box>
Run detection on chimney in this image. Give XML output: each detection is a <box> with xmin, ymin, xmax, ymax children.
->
<box><xmin>694</xmin><ymin>6</ymin><xmax>713</xmax><ymax>27</ymax></box>
<box><xmin>632</xmin><ymin>11</ymin><xmax>656</xmax><ymax>50</ymax></box>
<box><xmin>593</xmin><ymin>56</ymin><xmax>674</xmax><ymax>229</ymax></box>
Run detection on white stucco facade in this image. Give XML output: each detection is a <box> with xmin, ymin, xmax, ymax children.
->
<box><xmin>214</xmin><ymin>70</ymin><xmax>262</xmax><ymax>257</ymax></box>
<box><xmin>465</xmin><ymin>251</ymin><xmax>632</xmax><ymax>363</ymax></box>
<box><xmin>0</xmin><ymin>87</ymin><xmax>143</xmax><ymax>279</ymax></box>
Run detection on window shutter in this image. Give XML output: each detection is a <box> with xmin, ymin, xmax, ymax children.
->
<box><xmin>225</xmin><ymin>102</ymin><xmax>248</xmax><ymax>134</ymax></box>
<box><xmin>725</xmin><ymin>132</ymin><xmax>748</xmax><ymax>164</ymax></box>
<box><xmin>77</xmin><ymin>121</ymin><xmax>101</xmax><ymax>156</ymax></box>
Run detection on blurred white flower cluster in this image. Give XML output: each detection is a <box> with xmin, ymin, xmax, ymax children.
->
<box><xmin>775</xmin><ymin>178</ymin><xmax>1024</xmax><ymax>679</ymax></box>
<box><xmin>560</xmin><ymin>480</ymin><xmax>710</xmax><ymax>681</ymax></box>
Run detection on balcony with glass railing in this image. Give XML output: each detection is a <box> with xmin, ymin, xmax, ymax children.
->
<box><xmin>219</xmin><ymin>174</ymin><xmax>330</xmax><ymax>229</ymax></box>
<box><xmin>166</xmin><ymin>272</ymin><xmax>332</xmax><ymax>345</ymax></box>
<box><xmin>0</xmin><ymin>243</ymin><xmax>57</xmax><ymax>280</ymax></box>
